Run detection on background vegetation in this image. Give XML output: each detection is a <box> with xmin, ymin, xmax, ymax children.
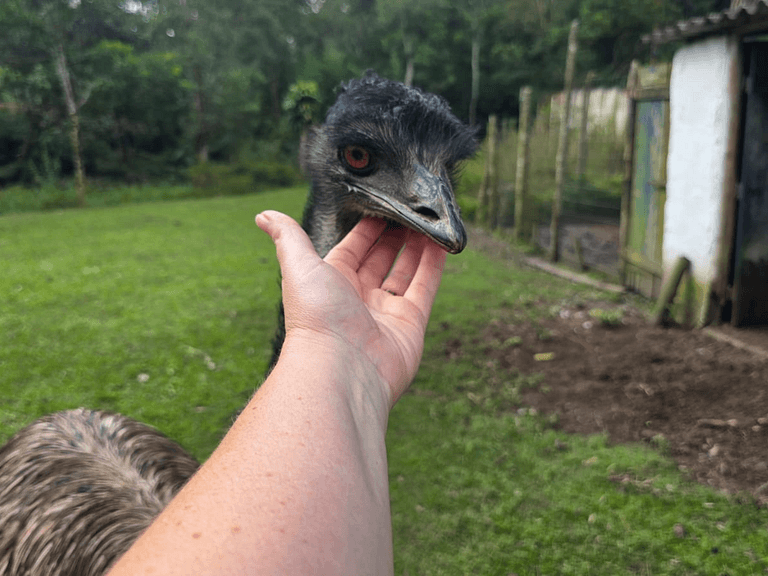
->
<box><xmin>0</xmin><ymin>0</ymin><xmax>728</xmax><ymax>201</ymax></box>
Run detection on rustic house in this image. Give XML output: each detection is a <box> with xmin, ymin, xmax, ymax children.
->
<box><xmin>626</xmin><ymin>0</ymin><xmax>768</xmax><ymax>326</ymax></box>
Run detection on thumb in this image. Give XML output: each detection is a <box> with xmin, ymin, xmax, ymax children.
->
<box><xmin>255</xmin><ymin>211</ymin><xmax>322</xmax><ymax>279</ymax></box>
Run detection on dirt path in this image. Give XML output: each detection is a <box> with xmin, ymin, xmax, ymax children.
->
<box><xmin>468</xmin><ymin>226</ymin><xmax>768</xmax><ymax>503</ymax></box>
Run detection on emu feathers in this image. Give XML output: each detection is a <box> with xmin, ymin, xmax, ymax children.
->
<box><xmin>301</xmin><ymin>72</ymin><xmax>476</xmax><ymax>258</ymax></box>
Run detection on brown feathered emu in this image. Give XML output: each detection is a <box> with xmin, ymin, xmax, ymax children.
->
<box><xmin>0</xmin><ymin>71</ymin><xmax>475</xmax><ymax>576</ymax></box>
<box><xmin>0</xmin><ymin>409</ymin><xmax>199</xmax><ymax>575</ymax></box>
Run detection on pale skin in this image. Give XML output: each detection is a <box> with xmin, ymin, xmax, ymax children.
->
<box><xmin>107</xmin><ymin>210</ymin><xmax>448</xmax><ymax>576</ymax></box>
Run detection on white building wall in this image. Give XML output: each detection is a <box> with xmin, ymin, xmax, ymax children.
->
<box><xmin>548</xmin><ymin>87</ymin><xmax>628</xmax><ymax>137</ymax></box>
<box><xmin>664</xmin><ymin>35</ymin><xmax>739</xmax><ymax>284</ymax></box>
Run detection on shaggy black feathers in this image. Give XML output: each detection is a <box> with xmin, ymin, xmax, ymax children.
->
<box><xmin>325</xmin><ymin>72</ymin><xmax>477</xmax><ymax>182</ymax></box>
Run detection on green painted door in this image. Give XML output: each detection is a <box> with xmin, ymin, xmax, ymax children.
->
<box><xmin>622</xmin><ymin>63</ymin><xmax>670</xmax><ymax>298</ymax></box>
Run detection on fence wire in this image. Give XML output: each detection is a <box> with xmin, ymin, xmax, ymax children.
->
<box><xmin>477</xmin><ymin>88</ymin><xmax>626</xmax><ymax>276</ymax></box>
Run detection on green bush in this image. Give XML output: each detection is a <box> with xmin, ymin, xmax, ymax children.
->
<box><xmin>455</xmin><ymin>154</ymin><xmax>484</xmax><ymax>198</ymax></box>
<box><xmin>247</xmin><ymin>161</ymin><xmax>299</xmax><ymax>188</ymax></box>
<box><xmin>189</xmin><ymin>160</ymin><xmax>301</xmax><ymax>196</ymax></box>
<box><xmin>0</xmin><ymin>183</ymin><xmax>81</xmax><ymax>213</ymax></box>
<box><xmin>457</xmin><ymin>195</ymin><xmax>478</xmax><ymax>223</ymax></box>
<box><xmin>189</xmin><ymin>163</ymin><xmax>251</xmax><ymax>196</ymax></box>
<box><xmin>40</xmin><ymin>188</ymin><xmax>81</xmax><ymax>210</ymax></box>
<box><xmin>0</xmin><ymin>184</ymin><xmax>39</xmax><ymax>213</ymax></box>
<box><xmin>589</xmin><ymin>307</ymin><xmax>625</xmax><ymax>327</ymax></box>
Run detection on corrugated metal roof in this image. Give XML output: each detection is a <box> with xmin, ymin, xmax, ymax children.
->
<box><xmin>646</xmin><ymin>0</ymin><xmax>768</xmax><ymax>44</ymax></box>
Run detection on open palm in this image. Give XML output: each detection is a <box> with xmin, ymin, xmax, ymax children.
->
<box><xmin>256</xmin><ymin>211</ymin><xmax>447</xmax><ymax>405</ymax></box>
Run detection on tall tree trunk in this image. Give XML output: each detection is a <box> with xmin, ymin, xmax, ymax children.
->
<box><xmin>514</xmin><ymin>86</ymin><xmax>533</xmax><ymax>241</ymax></box>
<box><xmin>469</xmin><ymin>30</ymin><xmax>480</xmax><ymax>126</ymax></box>
<box><xmin>404</xmin><ymin>55</ymin><xmax>415</xmax><ymax>87</ymax></box>
<box><xmin>54</xmin><ymin>44</ymin><xmax>85</xmax><ymax>206</ymax></box>
<box><xmin>193</xmin><ymin>65</ymin><xmax>209</xmax><ymax>163</ymax></box>
<box><xmin>403</xmin><ymin>35</ymin><xmax>415</xmax><ymax>87</ymax></box>
<box><xmin>550</xmin><ymin>19</ymin><xmax>579</xmax><ymax>263</ymax></box>
<box><xmin>576</xmin><ymin>71</ymin><xmax>595</xmax><ymax>184</ymax></box>
<box><xmin>476</xmin><ymin>115</ymin><xmax>497</xmax><ymax>226</ymax></box>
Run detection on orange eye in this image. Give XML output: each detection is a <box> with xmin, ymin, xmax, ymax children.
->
<box><xmin>343</xmin><ymin>146</ymin><xmax>371</xmax><ymax>171</ymax></box>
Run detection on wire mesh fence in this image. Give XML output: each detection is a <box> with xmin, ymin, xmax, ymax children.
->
<box><xmin>475</xmin><ymin>85</ymin><xmax>627</xmax><ymax>276</ymax></box>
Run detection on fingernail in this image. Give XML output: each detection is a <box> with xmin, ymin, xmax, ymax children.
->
<box><xmin>255</xmin><ymin>212</ymin><xmax>271</xmax><ymax>227</ymax></box>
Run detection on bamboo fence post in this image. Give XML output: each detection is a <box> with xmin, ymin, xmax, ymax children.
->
<box><xmin>576</xmin><ymin>71</ymin><xmax>595</xmax><ymax>185</ymax></box>
<box><xmin>479</xmin><ymin>115</ymin><xmax>499</xmax><ymax>228</ymax></box>
<box><xmin>620</xmin><ymin>61</ymin><xmax>639</xmax><ymax>283</ymax></box>
<box><xmin>488</xmin><ymin>115</ymin><xmax>501</xmax><ymax>228</ymax></box>
<box><xmin>498</xmin><ymin>120</ymin><xmax>513</xmax><ymax>228</ymax></box>
<box><xmin>514</xmin><ymin>87</ymin><xmax>532</xmax><ymax>241</ymax></box>
<box><xmin>550</xmin><ymin>19</ymin><xmax>579</xmax><ymax>262</ymax></box>
<box><xmin>476</xmin><ymin>116</ymin><xmax>491</xmax><ymax>224</ymax></box>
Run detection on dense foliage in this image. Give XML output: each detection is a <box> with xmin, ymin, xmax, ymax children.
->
<box><xmin>0</xmin><ymin>0</ymin><xmax>726</xmax><ymax>187</ymax></box>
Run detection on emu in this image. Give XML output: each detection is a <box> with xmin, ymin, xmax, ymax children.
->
<box><xmin>0</xmin><ymin>72</ymin><xmax>476</xmax><ymax>576</ymax></box>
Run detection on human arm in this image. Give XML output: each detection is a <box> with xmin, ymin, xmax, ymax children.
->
<box><xmin>107</xmin><ymin>211</ymin><xmax>447</xmax><ymax>576</ymax></box>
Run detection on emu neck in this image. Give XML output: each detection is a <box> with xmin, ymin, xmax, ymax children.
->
<box><xmin>268</xmin><ymin>183</ymin><xmax>362</xmax><ymax>370</ymax></box>
<box><xmin>301</xmin><ymin>183</ymin><xmax>362</xmax><ymax>258</ymax></box>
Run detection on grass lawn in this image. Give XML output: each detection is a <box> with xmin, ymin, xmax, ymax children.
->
<box><xmin>2</xmin><ymin>186</ymin><xmax>767</xmax><ymax>575</ymax></box>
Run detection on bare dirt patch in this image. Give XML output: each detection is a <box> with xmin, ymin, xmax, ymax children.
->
<box><xmin>468</xmin><ymin>226</ymin><xmax>768</xmax><ymax>503</ymax></box>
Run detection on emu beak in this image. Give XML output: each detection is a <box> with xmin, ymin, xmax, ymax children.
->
<box><xmin>364</xmin><ymin>164</ymin><xmax>468</xmax><ymax>254</ymax></box>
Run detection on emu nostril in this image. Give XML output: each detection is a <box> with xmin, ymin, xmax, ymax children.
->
<box><xmin>414</xmin><ymin>206</ymin><xmax>439</xmax><ymax>221</ymax></box>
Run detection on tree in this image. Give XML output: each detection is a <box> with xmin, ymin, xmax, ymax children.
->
<box><xmin>0</xmin><ymin>62</ymin><xmax>66</xmax><ymax>184</ymax></box>
<box><xmin>151</xmin><ymin>0</ymin><xmax>308</xmax><ymax>162</ymax></box>
<box><xmin>579</xmin><ymin>0</ymin><xmax>682</xmax><ymax>76</ymax></box>
<box><xmin>376</xmin><ymin>0</ymin><xmax>449</xmax><ymax>87</ymax></box>
<box><xmin>83</xmin><ymin>41</ymin><xmax>192</xmax><ymax>180</ymax></box>
<box><xmin>0</xmin><ymin>0</ymin><xmax>147</xmax><ymax>199</ymax></box>
<box><xmin>448</xmin><ymin>0</ymin><xmax>509</xmax><ymax>126</ymax></box>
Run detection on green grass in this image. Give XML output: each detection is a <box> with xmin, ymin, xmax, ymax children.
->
<box><xmin>589</xmin><ymin>307</ymin><xmax>626</xmax><ymax>327</ymax></box>
<box><xmin>0</xmin><ymin>182</ymin><xmax>200</xmax><ymax>214</ymax></box>
<box><xmin>0</xmin><ymin>187</ymin><xmax>305</xmax><ymax>455</ymax></box>
<box><xmin>2</xmin><ymin>187</ymin><xmax>768</xmax><ymax>574</ymax></box>
<box><xmin>0</xmin><ymin>173</ymin><xmax>303</xmax><ymax>215</ymax></box>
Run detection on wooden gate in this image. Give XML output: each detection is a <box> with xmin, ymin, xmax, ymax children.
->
<box><xmin>620</xmin><ymin>63</ymin><xmax>671</xmax><ymax>298</ymax></box>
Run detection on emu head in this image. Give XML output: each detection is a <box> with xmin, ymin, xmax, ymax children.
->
<box><xmin>300</xmin><ymin>72</ymin><xmax>477</xmax><ymax>257</ymax></box>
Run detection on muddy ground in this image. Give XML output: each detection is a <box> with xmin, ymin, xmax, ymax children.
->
<box><xmin>468</xmin><ymin>226</ymin><xmax>768</xmax><ymax>504</ymax></box>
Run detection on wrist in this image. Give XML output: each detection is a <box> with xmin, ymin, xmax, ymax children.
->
<box><xmin>275</xmin><ymin>331</ymin><xmax>392</xmax><ymax>427</ymax></box>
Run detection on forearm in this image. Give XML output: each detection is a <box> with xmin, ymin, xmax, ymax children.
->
<box><xmin>108</xmin><ymin>337</ymin><xmax>394</xmax><ymax>576</ymax></box>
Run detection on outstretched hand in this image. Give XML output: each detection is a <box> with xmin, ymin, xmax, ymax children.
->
<box><xmin>255</xmin><ymin>210</ymin><xmax>447</xmax><ymax>407</ymax></box>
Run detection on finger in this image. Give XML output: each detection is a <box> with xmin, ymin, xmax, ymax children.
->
<box><xmin>325</xmin><ymin>217</ymin><xmax>388</xmax><ymax>272</ymax></box>
<box><xmin>380</xmin><ymin>230</ymin><xmax>425</xmax><ymax>296</ymax></box>
<box><xmin>255</xmin><ymin>210</ymin><xmax>322</xmax><ymax>279</ymax></box>
<box><xmin>356</xmin><ymin>223</ymin><xmax>409</xmax><ymax>289</ymax></box>
<box><xmin>402</xmin><ymin>240</ymin><xmax>447</xmax><ymax>319</ymax></box>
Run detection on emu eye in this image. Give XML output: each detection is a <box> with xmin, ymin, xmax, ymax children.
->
<box><xmin>341</xmin><ymin>145</ymin><xmax>373</xmax><ymax>173</ymax></box>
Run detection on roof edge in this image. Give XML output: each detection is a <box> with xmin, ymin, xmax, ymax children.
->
<box><xmin>644</xmin><ymin>0</ymin><xmax>768</xmax><ymax>45</ymax></box>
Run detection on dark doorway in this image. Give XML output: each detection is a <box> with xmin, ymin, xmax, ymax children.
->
<box><xmin>731</xmin><ymin>41</ymin><xmax>768</xmax><ymax>326</ymax></box>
